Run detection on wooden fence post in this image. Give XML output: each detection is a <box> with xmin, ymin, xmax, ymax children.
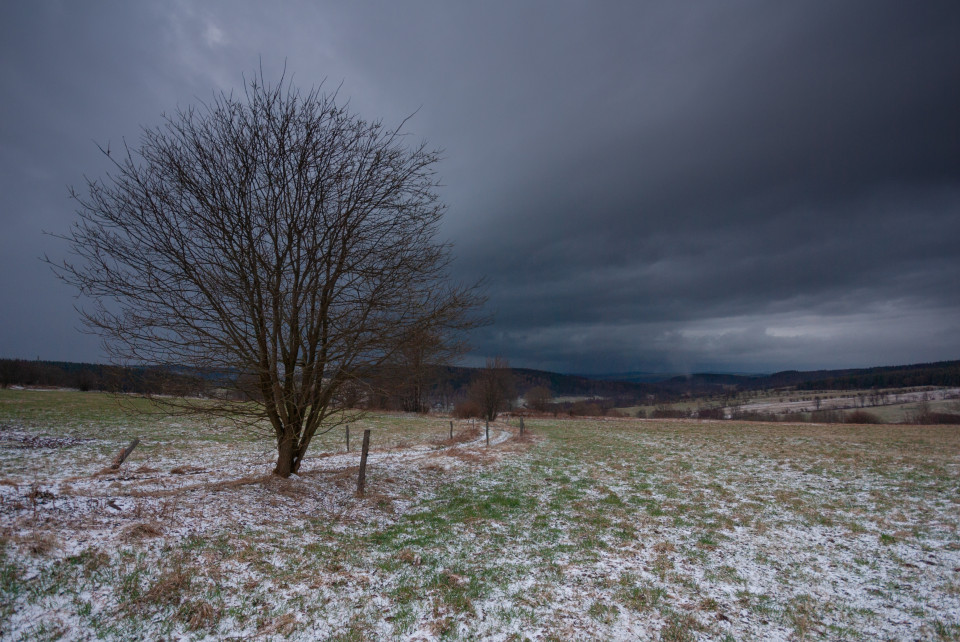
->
<box><xmin>357</xmin><ymin>429</ymin><xmax>371</xmax><ymax>496</ymax></box>
<box><xmin>449</xmin><ymin>420</ymin><xmax>453</xmax><ymax>439</ymax></box>
<box><xmin>346</xmin><ymin>425</ymin><xmax>350</xmax><ymax>452</ymax></box>
<box><xmin>485</xmin><ymin>421</ymin><xmax>489</xmax><ymax>446</ymax></box>
<box><xmin>520</xmin><ymin>417</ymin><xmax>524</xmax><ymax>436</ymax></box>
<box><xmin>110</xmin><ymin>438</ymin><xmax>139</xmax><ymax>470</ymax></box>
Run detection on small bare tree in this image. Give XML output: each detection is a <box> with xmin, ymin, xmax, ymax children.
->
<box><xmin>376</xmin><ymin>327</ymin><xmax>460</xmax><ymax>413</ymax></box>
<box><xmin>51</xmin><ymin>70</ymin><xmax>482</xmax><ymax>476</ymax></box>
<box><xmin>469</xmin><ymin>357</ymin><xmax>515</xmax><ymax>422</ymax></box>
<box><xmin>525</xmin><ymin>385</ymin><xmax>553</xmax><ymax>412</ymax></box>
<box><xmin>911</xmin><ymin>392</ymin><xmax>932</xmax><ymax>424</ymax></box>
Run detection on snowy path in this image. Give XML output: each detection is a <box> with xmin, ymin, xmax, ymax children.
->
<box><xmin>303</xmin><ymin>424</ymin><xmax>513</xmax><ymax>473</ymax></box>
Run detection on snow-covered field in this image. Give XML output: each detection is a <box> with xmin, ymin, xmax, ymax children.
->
<box><xmin>1</xmin><ymin>390</ymin><xmax>959</xmax><ymax>640</ymax></box>
<box><xmin>729</xmin><ymin>387</ymin><xmax>960</xmax><ymax>416</ymax></box>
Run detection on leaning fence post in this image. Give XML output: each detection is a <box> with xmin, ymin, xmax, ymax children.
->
<box><xmin>357</xmin><ymin>429</ymin><xmax>371</xmax><ymax>496</ymax></box>
<box><xmin>486</xmin><ymin>421</ymin><xmax>489</xmax><ymax>446</ymax></box>
<box><xmin>110</xmin><ymin>438</ymin><xmax>140</xmax><ymax>470</ymax></box>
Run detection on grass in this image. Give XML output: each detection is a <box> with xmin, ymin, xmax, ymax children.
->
<box><xmin>1</xmin><ymin>390</ymin><xmax>959</xmax><ymax>639</ymax></box>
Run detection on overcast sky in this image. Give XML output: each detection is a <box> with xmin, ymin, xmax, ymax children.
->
<box><xmin>2</xmin><ymin>1</ymin><xmax>959</xmax><ymax>375</ymax></box>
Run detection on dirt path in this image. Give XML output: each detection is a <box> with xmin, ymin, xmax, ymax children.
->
<box><xmin>301</xmin><ymin>423</ymin><xmax>514</xmax><ymax>474</ymax></box>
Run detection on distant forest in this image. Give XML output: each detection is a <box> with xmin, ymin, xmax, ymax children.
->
<box><xmin>2</xmin><ymin>357</ymin><xmax>958</xmax><ymax>408</ymax></box>
<box><xmin>793</xmin><ymin>361</ymin><xmax>960</xmax><ymax>390</ymax></box>
<box><xmin>0</xmin><ymin>359</ymin><xmax>202</xmax><ymax>395</ymax></box>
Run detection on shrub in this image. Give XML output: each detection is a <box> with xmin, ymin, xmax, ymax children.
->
<box><xmin>915</xmin><ymin>412</ymin><xmax>960</xmax><ymax>425</ymax></box>
<box><xmin>844</xmin><ymin>410</ymin><xmax>883</xmax><ymax>424</ymax></box>
<box><xmin>452</xmin><ymin>400</ymin><xmax>482</xmax><ymax>419</ymax></box>
<box><xmin>696</xmin><ymin>407</ymin><xmax>724</xmax><ymax>420</ymax></box>
<box><xmin>807</xmin><ymin>409</ymin><xmax>845</xmax><ymax>424</ymax></box>
<box><xmin>729</xmin><ymin>410</ymin><xmax>780</xmax><ymax>422</ymax></box>
<box><xmin>651</xmin><ymin>408</ymin><xmax>689</xmax><ymax>419</ymax></box>
<box><xmin>524</xmin><ymin>386</ymin><xmax>553</xmax><ymax>412</ymax></box>
<box><xmin>570</xmin><ymin>401</ymin><xmax>604</xmax><ymax>417</ymax></box>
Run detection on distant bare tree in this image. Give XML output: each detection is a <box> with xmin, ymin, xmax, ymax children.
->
<box><xmin>51</xmin><ymin>70</ymin><xmax>483</xmax><ymax>477</ymax></box>
<box><xmin>380</xmin><ymin>327</ymin><xmax>466</xmax><ymax>413</ymax></box>
<box><xmin>469</xmin><ymin>357</ymin><xmax>515</xmax><ymax>422</ymax></box>
<box><xmin>525</xmin><ymin>385</ymin><xmax>553</xmax><ymax>412</ymax></box>
<box><xmin>911</xmin><ymin>392</ymin><xmax>932</xmax><ymax>424</ymax></box>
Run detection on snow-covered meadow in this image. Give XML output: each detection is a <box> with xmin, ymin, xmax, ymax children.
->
<box><xmin>1</xmin><ymin>390</ymin><xmax>959</xmax><ymax>640</ymax></box>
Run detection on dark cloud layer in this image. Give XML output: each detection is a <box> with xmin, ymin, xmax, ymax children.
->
<box><xmin>2</xmin><ymin>1</ymin><xmax>959</xmax><ymax>374</ymax></box>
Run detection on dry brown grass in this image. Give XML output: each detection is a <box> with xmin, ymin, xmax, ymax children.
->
<box><xmin>257</xmin><ymin>612</ymin><xmax>297</xmax><ymax>637</ymax></box>
<box><xmin>122</xmin><ymin>521</ymin><xmax>164</xmax><ymax>540</ymax></box>
<box><xmin>177</xmin><ymin>599</ymin><xmax>221</xmax><ymax>631</ymax></box>
<box><xmin>787</xmin><ymin>595</ymin><xmax>820</xmax><ymax>639</ymax></box>
<box><xmin>25</xmin><ymin>484</ymin><xmax>56</xmax><ymax>505</ymax></box>
<box><xmin>615</xmin><ymin>420</ymin><xmax>960</xmax><ymax>475</ymax></box>
<box><xmin>129</xmin><ymin>474</ymin><xmax>267</xmax><ymax>498</ymax></box>
<box><xmin>358</xmin><ymin>491</ymin><xmax>396</xmax><ymax>512</ymax></box>
<box><xmin>330</xmin><ymin>465</ymin><xmax>360</xmax><ymax>482</ymax></box>
<box><xmin>93</xmin><ymin>466</ymin><xmax>119</xmax><ymax>476</ymax></box>
<box><xmin>653</xmin><ymin>541</ymin><xmax>676</xmax><ymax>554</ymax></box>
<box><xmin>445</xmin><ymin>449</ymin><xmax>492</xmax><ymax>464</ymax></box>
<box><xmin>432</xmin><ymin>426</ymin><xmax>482</xmax><ymax>447</ymax></box>
<box><xmin>429</xmin><ymin>616</ymin><xmax>455</xmax><ymax>637</ymax></box>
<box><xmin>260</xmin><ymin>475</ymin><xmax>314</xmax><ymax>500</ymax></box>
<box><xmin>17</xmin><ymin>530</ymin><xmax>59</xmax><ymax>556</ymax></box>
<box><xmin>214</xmin><ymin>474</ymin><xmax>271</xmax><ymax>490</ymax></box>
<box><xmin>397</xmin><ymin>548</ymin><xmax>423</xmax><ymax>566</ymax></box>
<box><xmin>509</xmin><ymin>429</ymin><xmax>537</xmax><ymax>444</ymax></box>
<box><xmin>170</xmin><ymin>465</ymin><xmax>205</xmax><ymax>475</ymax></box>
<box><xmin>141</xmin><ymin>560</ymin><xmax>194</xmax><ymax>608</ymax></box>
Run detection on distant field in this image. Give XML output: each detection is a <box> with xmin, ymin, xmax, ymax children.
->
<box><xmin>729</xmin><ymin>387</ymin><xmax>960</xmax><ymax>420</ymax></box>
<box><xmin>621</xmin><ymin>386</ymin><xmax>960</xmax><ymax>423</ymax></box>
<box><xmin>2</xmin><ymin>390</ymin><xmax>959</xmax><ymax>640</ymax></box>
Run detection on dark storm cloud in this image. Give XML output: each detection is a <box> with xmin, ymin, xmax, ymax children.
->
<box><xmin>442</xmin><ymin>2</ymin><xmax>960</xmax><ymax>372</ymax></box>
<box><xmin>0</xmin><ymin>1</ymin><xmax>244</xmax><ymax>360</ymax></box>
<box><xmin>2</xmin><ymin>1</ymin><xmax>958</xmax><ymax>373</ymax></box>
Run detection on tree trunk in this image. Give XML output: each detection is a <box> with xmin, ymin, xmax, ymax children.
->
<box><xmin>274</xmin><ymin>436</ymin><xmax>297</xmax><ymax>477</ymax></box>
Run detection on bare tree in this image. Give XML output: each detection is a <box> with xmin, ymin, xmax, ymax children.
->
<box><xmin>374</xmin><ymin>327</ymin><xmax>461</xmax><ymax>413</ymax></box>
<box><xmin>525</xmin><ymin>385</ymin><xmax>553</xmax><ymax>412</ymax></box>
<box><xmin>469</xmin><ymin>357</ymin><xmax>515</xmax><ymax>422</ymax></box>
<box><xmin>912</xmin><ymin>392</ymin><xmax>932</xmax><ymax>424</ymax></box>
<box><xmin>51</xmin><ymin>71</ymin><xmax>482</xmax><ymax>477</ymax></box>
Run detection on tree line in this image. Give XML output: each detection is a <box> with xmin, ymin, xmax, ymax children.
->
<box><xmin>795</xmin><ymin>361</ymin><xmax>960</xmax><ymax>391</ymax></box>
<box><xmin>0</xmin><ymin>358</ymin><xmax>203</xmax><ymax>394</ymax></box>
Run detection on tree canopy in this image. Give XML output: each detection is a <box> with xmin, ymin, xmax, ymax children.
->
<box><xmin>53</xmin><ymin>72</ymin><xmax>482</xmax><ymax>476</ymax></box>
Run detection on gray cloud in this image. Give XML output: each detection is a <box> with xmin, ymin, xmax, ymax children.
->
<box><xmin>2</xmin><ymin>1</ymin><xmax>959</xmax><ymax>374</ymax></box>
